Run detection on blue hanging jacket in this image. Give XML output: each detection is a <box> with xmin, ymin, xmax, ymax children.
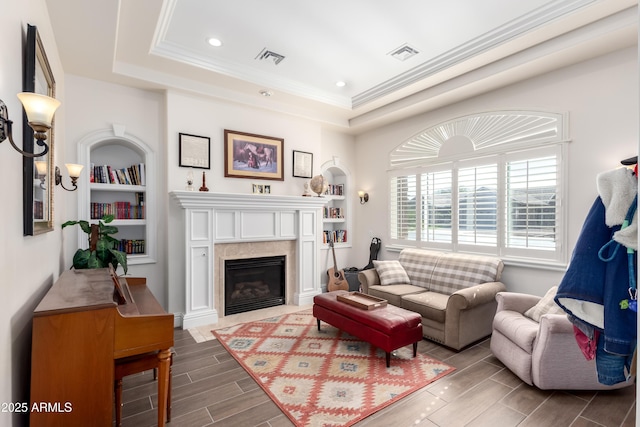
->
<box><xmin>555</xmin><ymin>167</ymin><xmax>637</xmax><ymax>358</ymax></box>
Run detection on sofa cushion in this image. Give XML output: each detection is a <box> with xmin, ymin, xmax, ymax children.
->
<box><xmin>373</xmin><ymin>260</ymin><xmax>410</xmax><ymax>285</ymax></box>
<box><xmin>398</xmin><ymin>249</ymin><xmax>442</xmax><ymax>289</ymax></box>
<box><xmin>430</xmin><ymin>253</ymin><xmax>503</xmax><ymax>294</ymax></box>
<box><xmin>368</xmin><ymin>284</ymin><xmax>425</xmax><ymax>307</ymax></box>
<box><xmin>524</xmin><ymin>286</ymin><xmax>565</xmax><ymax>322</ymax></box>
<box><xmin>401</xmin><ymin>292</ymin><xmax>448</xmax><ymax>323</ymax></box>
<box><xmin>492</xmin><ymin>310</ymin><xmax>539</xmax><ymax>353</ymax></box>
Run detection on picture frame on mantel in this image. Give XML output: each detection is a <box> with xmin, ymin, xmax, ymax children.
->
<box><xmin>224</xmin><ymin>129</ymin><xmax>284</xmax><ymax>181</ymax></box>
<box><xmin>179</xmin><ymin>133</ymin><xmax>210</xmax><ymax>169</ymax></box>
<box><xmin>292</xmin><ymin>150</ymin><xmax>313</xmax><ymax>178</ymax></box>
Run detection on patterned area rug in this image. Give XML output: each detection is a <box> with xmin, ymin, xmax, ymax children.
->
<box><xmin>212</xmin><ymin>310</ymin><xmax>455</xmax><ymax>427</ymax></box>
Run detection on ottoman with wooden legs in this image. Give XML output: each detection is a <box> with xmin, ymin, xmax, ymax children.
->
<box><xmin>313</xmin><ymin>290</ymin><xmax>423</xmax><ymax>367</ymax></box>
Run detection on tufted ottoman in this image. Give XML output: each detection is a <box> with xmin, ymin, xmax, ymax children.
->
<box><xmin>313</xmin><ymin>290</ymin><xmax>423</xmax><ymax>367</ymax></box>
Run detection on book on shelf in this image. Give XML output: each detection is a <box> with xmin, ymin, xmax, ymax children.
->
<box><xmin>91</xmin><ymin>199</ymin><xmax>145</xmax><ymax>220</ymax></box>
<box><xmin>323</xmin><ymin>207</ymin><xmax>344</xmax><ymax>219</ymax></box>
<box><xmin>323</xmin><ymin>184</ymin><xmax>344</xmax><ymax>196</ymax></box>
<box><xmin>322</xmin><ymin>229</ymin><xmax>347</xmax><ymax>244</ymax></box>
<box><xmin>91</xmin><ymin>162</ymin><xmax>146</xmax><ymax>185</ymax></box>
<box><xmin>116</xmin><ymin>239</ymin><xmax>146</xmax><ymax>255</ymax></box>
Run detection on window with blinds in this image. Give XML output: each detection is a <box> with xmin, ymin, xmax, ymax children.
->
<box><xmin>388</xmin><ymin>146</ymin><xmax>563</xmax><ymax>262</ymax></box>
<box><xmin>421</xmin><ymin>171</ymin><xmax>452</xmax><ymax>243</ymax></box>
<box><xmin>506</xmin><ymin>155</ymin><xmax>558</xmax><ymax>251</ymax></box>
<box><xmin>390</xmin><ymin>175</ymin><xmax>417</xmax><ymax>240</ymax></box>
<box><xmin>458</xmin><ymin>164</ymin><xmax>498</xmax><ymax>246</ymax></box>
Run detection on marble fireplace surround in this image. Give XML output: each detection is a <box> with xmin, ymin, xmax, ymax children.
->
<box><xmin>215</xmin><ymin>240</ymin><xmax>296</xmax><ymax>316</ymax></box>
<box><xmin>170</xmin><ymin>191</ymin><xmax>327</xmax><ymax>329</ymax></box>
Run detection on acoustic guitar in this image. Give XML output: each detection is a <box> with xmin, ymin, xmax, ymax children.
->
<box><xmin>327</xmin><ymin>240</ymin><xmax>348</xmax><ymax>292</ymax></box>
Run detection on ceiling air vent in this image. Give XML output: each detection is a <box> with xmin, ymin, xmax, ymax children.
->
<box><xmin>388</xmin><ymin>44</ymin><xmax>419</xmax><ymax>61</ymax></box>
<box><xmin>256</xmin><ymin>48</ymin><xmax>285</xmax><ymax>65</ymax></box>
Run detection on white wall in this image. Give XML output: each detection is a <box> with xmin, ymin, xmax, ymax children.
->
<box><xmin>164</xmin><ymin>90</ymin><xmax>358</xmax><ymax>319</ymax></box>
<box><xmin>354</xmin><ymin>46</ymin><xmax>638</xmax><ymax>296</ymax></box>
<box><xmin>63</xmin><ymin>75</ymin><xmax>167</xmax><ymax>304</ymax></box>
<box><xmin>1</xmin><ymin>1</ymin><xmax>69</xmax><ymax>425</ymax></box>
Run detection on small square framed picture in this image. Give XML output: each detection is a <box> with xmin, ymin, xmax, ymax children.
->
<box><xmin>179</xmin><ymin>133</ymin><xmax>211</xmax><ymax>169</ymax></box>
<box><xmin>292</xmin><ymin>150</ymin><xmax>313</xmax><ymax>178</ymax></box>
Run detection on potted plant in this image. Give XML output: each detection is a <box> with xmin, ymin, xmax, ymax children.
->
<box><xmin>62</xmin><ymin>214</ymin><xmax>128</xmax><ymax>274</ymax></box>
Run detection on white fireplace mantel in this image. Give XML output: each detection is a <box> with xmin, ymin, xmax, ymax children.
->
<box><xmin>170</xmin><ymin>191</ymin><xmax>328</xmax><ymax>329</ymax></box>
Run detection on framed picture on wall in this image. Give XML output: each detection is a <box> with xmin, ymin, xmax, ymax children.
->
<box><xmin>292</xmin><ymin>150</ymin><xmax>313</xmax><ymax>178</ymax></box>
<box><xmin>224</xmin><ymin>130</ymin><xmax>284</xmax><ymax>180</ymax></box>
<box><xmin>179</xmin><ymin>133</ymin><xmax>210</xmax><ymax>169</ymax></box>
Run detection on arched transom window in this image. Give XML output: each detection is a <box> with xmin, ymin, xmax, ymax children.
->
<box><xmin>388</xmin><ymin>110</ymin><xmax>569</xmax><ymax>266</ymax></box>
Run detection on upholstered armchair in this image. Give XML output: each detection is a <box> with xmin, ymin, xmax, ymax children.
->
<box><xmin>490</xmin><ymin>290</ymin><xmax>631</xmax><ymax>390</ymax></box>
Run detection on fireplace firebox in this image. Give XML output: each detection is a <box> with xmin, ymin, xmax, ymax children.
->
<box><xmin>224</xmin><ymin>255</ymin><xmax>286</xmax><ymax>315</ymax></box>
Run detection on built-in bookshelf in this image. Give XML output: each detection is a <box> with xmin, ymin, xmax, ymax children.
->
<box><xmin>78</xmin><ymin>126</ymin><xmax>156</xmax><ymax>265</ymax></box>
<box><xmin>321</xmin><ymin>161</ymin><xmax>351</xmax><ymax>247</ymax></box>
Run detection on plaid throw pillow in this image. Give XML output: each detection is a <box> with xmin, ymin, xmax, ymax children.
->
<box><xmin>373</xmin><ymin>260</ymin><xmax>411</xmax><ymax>286</ymax></box>
<box><xmin>524</xmin><ymin>286</ymin><xmax>566</xmax><ymax>322</ymax></box>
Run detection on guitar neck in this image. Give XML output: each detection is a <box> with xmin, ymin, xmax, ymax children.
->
<box><xmin>331</xmin><ymin>243</ymin><xmax>339</xmax><ymax>271</ymax></box>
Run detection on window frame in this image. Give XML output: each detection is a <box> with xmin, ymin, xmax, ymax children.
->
<box><xmin>388</xmin><ymin>143</ymin><xmax>568</xmax><ymax>268</ymax></box>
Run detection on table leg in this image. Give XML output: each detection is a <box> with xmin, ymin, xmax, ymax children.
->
<box><xmin>156</xmin><ymin>348</ymin><xmax>171</xmax><ymax>427</ymax></box>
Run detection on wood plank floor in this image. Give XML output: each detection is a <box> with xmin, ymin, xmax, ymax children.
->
<box><xmin>119</xmin><ymin>322</ymin><xmax>636</xmax><ymax>427</ymax></box>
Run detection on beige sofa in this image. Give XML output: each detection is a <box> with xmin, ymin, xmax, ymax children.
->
<box><xmin>358</xmin><ymin>248</ymin><xmax>506</xmax><ymax>350</ymax></box>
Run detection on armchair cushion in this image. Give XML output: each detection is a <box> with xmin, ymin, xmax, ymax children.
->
<box><xmin>373</xmin><ymin>260</ymin><xmax>410</xmax><ymax>285</ymax></box>
<box><xmin>493</xmin><ymin>309</ymin><xmax>539</xmax><ymax>353</ymax></box>
<box><xmin>524</xmin><ymin>286</ymin><xmax>565</xmax><ymax>322</ymax></box>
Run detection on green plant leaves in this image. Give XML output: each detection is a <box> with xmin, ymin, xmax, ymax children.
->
<box><xmin>63</xmin><ymin>214</ymin><xmax>128</xmax><ymax>274</ymax></box>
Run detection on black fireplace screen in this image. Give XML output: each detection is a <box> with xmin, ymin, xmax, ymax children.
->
<box><xmin>224</xmin><ymin>255</ymin><xmax>286</xmax><ymax>315</ymax></box>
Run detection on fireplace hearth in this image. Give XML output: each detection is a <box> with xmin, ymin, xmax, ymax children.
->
<box><xmin>225</xmin><ymin>255</ymin><xmax>286</xmax><ymax>315</ymax></box>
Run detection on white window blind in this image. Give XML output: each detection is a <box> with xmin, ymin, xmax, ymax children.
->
<box><xmin>505</xmin><ymin>155</ymin><xmax>558</xmax><ymax>251</ymax></box>
<box><xmin>390</xmin><ymin>175</ymin><xmax>417</xmax><ymax>240</ymax></box>
<box><xmin>458</xmin><ymin>164</ymin><xmax>498</xmax><ymax>246</ymax></box>
<box><xmin>388</xmin><ymin>146</ymin><xmax>563</xmax><ymax>263</ymax></box>
<box><xmin>421</xmin><ymin>170</ymin><xmax>452</xmax><ymax>243</ymax></box>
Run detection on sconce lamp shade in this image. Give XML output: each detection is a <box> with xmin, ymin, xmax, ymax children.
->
<box><xmin>358</xmin><ymin>190</ymin><xmax>369</xmax><ymax>204</ymax></box>
<box><xmin>17</xmin><ymin>92</ymin><xmax>60</xmax><ymax>129</ymax></box>
<box><xmin>65</xmin><ymin>163</ymin><xmax>84</xmax><ymax>178</ymax></box>
<box><xmin>55</xmin><ymin>163</ymin><xmax>83</xmax><ymax>191</ymax></box>
<box><xmin>34</xmin><ymin>160</ymin><xmax>48</xmax><ymax>176</ymax></box>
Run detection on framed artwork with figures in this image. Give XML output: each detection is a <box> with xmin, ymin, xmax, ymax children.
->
<box><xmin>224</xmin><ymin>129</ymin><xmax>284</xmax><ymax>180</ymax></box>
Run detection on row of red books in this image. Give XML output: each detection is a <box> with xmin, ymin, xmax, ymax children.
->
<box><xmin>91</xmin><ymin>202</ymin><xmax>144</xmax><ymax>220</ymax></box>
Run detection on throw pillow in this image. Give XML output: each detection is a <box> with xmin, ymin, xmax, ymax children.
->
<box><xmin>373</xmin><ymin>260</ymin><xmax>411</xmax><ymax>286</ymax></box>
<box><xmin>524</xmin><ymin>286</ymin><xmax>566</xmax><ymax>322</ymax></box>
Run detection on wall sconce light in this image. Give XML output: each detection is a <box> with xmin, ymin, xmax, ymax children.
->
<box><xmin>0</xmin><ymin>93</ymin><xmax>60</xmax><ymax>157</ymax></box>
<box><xmin>358</xmin><ymin>190</ymin><xmax>369</xmax><ymax>204</ymax></box>
<box><xmin>34</xmin><ymin>160</ymin><xmax>48</xmax><ymax>189</ymax></box>
<box><xmin>55</xmin><ymin>164</ymin><xmax>84</xmax><ymax>192</ymax></box>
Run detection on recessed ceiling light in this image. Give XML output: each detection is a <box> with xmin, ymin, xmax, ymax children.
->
<box><xmin>207</xmin><ymin>38</ymin><xmax>222</xmax><ymax>47</ymax></box>
<box><xmin>259</xmin><ymin>90</ymin><xmax>273</xmax><ymax>97</ymax></box>
<box><xmin>335</xmin><ymin>81</ymin><xmax>346</xmax><ymax>88</ymax></box>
